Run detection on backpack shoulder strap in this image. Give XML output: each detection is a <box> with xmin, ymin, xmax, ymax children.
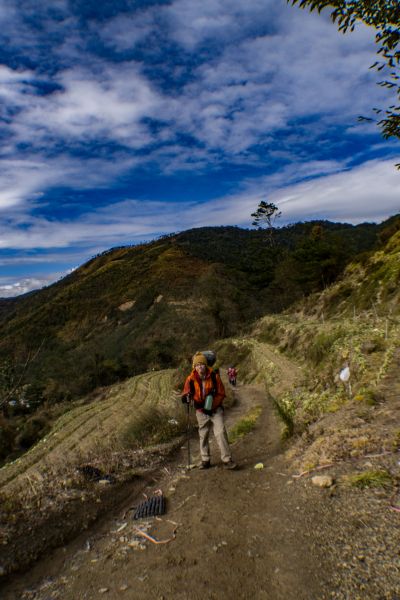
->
<box><xmin>211</xmin><ymin>370</ymin><xmax>217</xmax><ymax>393</ymax></box>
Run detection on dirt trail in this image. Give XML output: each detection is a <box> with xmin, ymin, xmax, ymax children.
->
<box><xmin>2</xmin><ymin>348</ymin><xmax>400</xmax><ymax>600</ymax></box>
<box><xmin>1</xmin><ymin>382</ymin><xmax>335</xmax><ymax>600</ymax></box>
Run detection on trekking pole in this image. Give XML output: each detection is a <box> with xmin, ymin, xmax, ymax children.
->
<box><xmin>186</xmin><ymin>395</ymin><xmax>191</xmax><ymax>469</ymax></box>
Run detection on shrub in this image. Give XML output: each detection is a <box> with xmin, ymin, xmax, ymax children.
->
<box><xmin>306</xmin><ymin>329</ymin><xmax>343</xmax><ymax>365</ymax></box>
<box><xmin>228</xmin><ymin>406</ymin><xmax>262</xmax><ymax>443</ymax></box>
<box><xmin>214</xmin><ymin>340</ymin><xmax>251</xmax><ymax>368</ymax></box>
<box><xmin>346</xmin><ymin>469</ymin><xmax>392</xmax><ymax>489</ymax></box>
<box><xmin>121</xmin><ymin>406</ymin><xmax>185</xmax><ymax>448</ymax></box>
<box><xmin>391</xmin><ymin>430</ymin><xmax>400</xmax><ymax>451</ymax></box>
<box><xmin>354</xmin><ymin>388</ymin><xmax>378</xmax><ymax>406</ymax></box>
<box><xmin>15</xmin><ymin>415</ymin><xmax>51</xmax><ymax>450</ymax></box>
<box><xmin>272</xmin><ymin>395</ymin><xmax>295</xmax><ymax>439</ymax></box>
<box><xmin>257</xmin><ymin>319</ymin><xmax>283</xmax><ymax>345</ymax></box>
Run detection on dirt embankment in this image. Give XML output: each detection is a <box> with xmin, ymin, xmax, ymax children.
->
<box><xmin>1</xmin><ymin>376</ymin><xmax>400</xmax><ymax>599</ymax></box>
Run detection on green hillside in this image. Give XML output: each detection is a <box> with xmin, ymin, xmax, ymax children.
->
<box><xmin>0</xmin><ymin>218</ymin><xmax>395</xmax><ymax>460</ymax></box>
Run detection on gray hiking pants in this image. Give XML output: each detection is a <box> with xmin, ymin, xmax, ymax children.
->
<box><xmin>196</xmin><ymin>407</ymin><xmax>231</xmax><ymax>463</ymax></box>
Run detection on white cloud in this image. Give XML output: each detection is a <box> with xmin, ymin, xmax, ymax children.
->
<box><xmin>1</xmin><ymin>0</ymin><xmax>388</xmax><ymax>166</ymax></box>
<box><xmin>162</xmin><ymin>8</ymin><xmax>389</xmax><ymax>155</ymax></box>
<box><xmin>0</xmin><ymin>158</ymin><xmax>398</xmax><ymax>254</ymax></box>
<box><xmin>0</xmin><ymin>275</ymin><xmax>62</xmax><ymax>298</ymax></box>
<box><xmin>98</xmin><ymin>11</ymin><xmax>157</xmax><ymax>51</ymax></box>
<box><xmin>164</xmin><ymin>0</ymin><xmax>283</xmax><ymax>49</ymax></box>
<box><xmin>0</xmin><ymin>0</ymin><xmax>393</xmax><ymax>218</ymax></box>
<box><xmin>220</xmin><ymin>158</ymin><xmax>400</xmax><ymax>226</ymax></box>
<box><xmin>5</xmin><ymin>63</ymin><xmax>164</xmax><ymax>151</ymax></box>
<box><xmin>271</xmin><ymin>159</ymin><xmax>400</xmax><ymax>224</ymax></box>
<box><xmin>0</xmin><ymin>154</ymin><xmax>141</xmax><ymax>212</ymax></box>
<box><xmin>152</xmin><ymin>158</ymin><xmax>400</xmax><ymax>228</ymax></box>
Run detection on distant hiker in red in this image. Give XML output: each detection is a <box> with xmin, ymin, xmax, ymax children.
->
<box><xmin>227</xmin><ymin>366</ymin><xmax>237</xmax><ymax>386</ymax></box>
<box><xmin>182</xmin><ymin>353</ymin><xmax>237</xmax><ymax>470</ymax></box>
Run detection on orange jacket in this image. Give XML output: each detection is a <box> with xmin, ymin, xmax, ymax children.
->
<box><xmin>182</xmin><ymin>368</ymin><xmax>225</xmax><ymax>412</ymax></box>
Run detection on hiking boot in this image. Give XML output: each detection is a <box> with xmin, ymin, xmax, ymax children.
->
<box><xmin>223</xmin><ymin>460</ymin><xmax>238</xmax><ymax>470</ymax></box>
<box><xmin>199</xmin><ymin>461</ymin><xmax>211</xmax><ymax>469</ymax></box>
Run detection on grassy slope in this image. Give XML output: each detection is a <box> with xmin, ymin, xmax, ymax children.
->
<box><xmin>0</xmin><ymin>231</ymin><xmax>267</xmax><ymax>403</ymax></box>
<box><xmin>249</xmin><ymin>229</ymin><xmax>400</xmax><ymax>469</ymax></box>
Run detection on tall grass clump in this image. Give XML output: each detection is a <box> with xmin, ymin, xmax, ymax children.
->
<box><xmin>214</xmin><ymin>339</ymin><xmax>251</xmax><ymax>369</ymax></box>
<box><xmin>121</xmin><ymin>406</ymin><xmax>185</xmax><ymax>448</ymax></box>
<box><xmin>346</xmin><ymin>469</ymin><xmax>392</xmax><ymax>489</ymax></box>
<box><xmin>228</xmin><ymin>406</ymin><xmax>262</xmax><ymax>443</ymax></box>
<box><xmin>272</xmin><ymin>394</ymin><xmax>295</xmax><ymax>439</ymax></box>
<box><xmin>306</xmin><ymin>328</ymin><xmax>345</xmax><ymax>366</ymax></box>
<box><xmin>256</xmin><ymin>317</ymin><xmax>284</xmax><ymax>345</ymax></box>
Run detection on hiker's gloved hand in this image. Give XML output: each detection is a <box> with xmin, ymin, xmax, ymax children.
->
<box><xmin>182</xmin><ymin>394</ymin><xmax>191</xmax><ymax>404</ymax></box>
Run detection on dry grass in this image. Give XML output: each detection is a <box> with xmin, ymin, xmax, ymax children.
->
<box><xmin>0</xmin><ymin>369</ymin><xmax>180</xmax><ymax>507</ymax></box>
<box><xmin>344</xmin><ymin>469</ymin><xmax>393</xmax><ymax>489</ymax></box>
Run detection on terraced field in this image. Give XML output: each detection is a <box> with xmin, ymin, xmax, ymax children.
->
<box><xmin>0</xmin><ymin>369</ymin><xmax>179</xmax><ymax>502</ymax></box>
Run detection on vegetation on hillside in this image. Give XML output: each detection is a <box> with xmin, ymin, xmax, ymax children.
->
<box><xmin>251</xmin><ymin>225</ymin><xmax>400</xmax><ymax>466</ymax></box>
<box><xmin>0</xmin><ymin>216</ymin><xmax>396</xmax><ymax>460</ymax></box>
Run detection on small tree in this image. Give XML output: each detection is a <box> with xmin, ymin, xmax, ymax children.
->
<box><xmin>251</xmin><ymin>201</ymin><xmax>282</xmax><ymax>245</ymax></box>
<box><xmin>0</xmin><ymin>343</ymin><xmax>45</xmax><ymax>417</ymax></box>
<box><xmin>251</xmin><ymin>201</ymin><xmax>281</xmax><ymax>229</ymax></box>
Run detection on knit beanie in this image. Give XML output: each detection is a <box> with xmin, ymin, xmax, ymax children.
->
<box><xmin>192</xmin><ymin>352</ymin><xmax>207</xmax><ymax>368</ymax></box>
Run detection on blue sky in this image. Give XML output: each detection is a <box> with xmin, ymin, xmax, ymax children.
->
<box><xmin>0</xmin><ymin>0</ymin><xmax>399</xmax><ymax>297</ymax></box>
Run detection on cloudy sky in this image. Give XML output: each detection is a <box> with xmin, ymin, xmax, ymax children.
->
<box><xmin>0</xmin><ymin>0</ymin><xmax>399</xmax><ymax>297</ymax></box>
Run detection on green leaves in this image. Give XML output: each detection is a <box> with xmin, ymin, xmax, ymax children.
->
<box><xmin>289</xmin><ymin>0</ymin><xmax>400</xmax><ymax>145</ymax></box>
<box><xmin>251</xmin><ymin>201</ymin><xmax>281</xmax><ymax>230</ymax></box>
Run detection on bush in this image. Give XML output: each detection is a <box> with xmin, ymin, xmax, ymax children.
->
<box><xmin>15</xmin><ymin>415</ymin><xmax>51</xmax><ymax>450</ymax></box>
<box><xmin>214</xmin><ymin>340</ymin><xmax>251</xmax><ymax>368</ymax></box>
<box><xmin>354</xmin><ymin>388</ymin><xmax>378</xmax><ymax>406</ymax></box>
<box><xmin>272</xmin><ymin>396</ymin><xmax>295</xmax><ymax>439</ymax></box>
<box><xmin>121</xmin><ymin>406</ymin><xmax>185</xmax><ymax>448</ymax></box>
<box><xmin>257</xmin><ymin>319</ymin><xmax>283</xmax><ymax>345</ymax></box>
<box><xmin>346</xmin><ymin>469</ymin><xmax>392</xmax><ymax>489</ymax></box>
<box><xmin>228</xmin><ymin>406</ymin><xmax>262</xmax><ymax>443</ymax></box>
<box><xmin>306</xmin><ymin>329</ymin><xmax>343</xmax><ymax>365</ymax></box>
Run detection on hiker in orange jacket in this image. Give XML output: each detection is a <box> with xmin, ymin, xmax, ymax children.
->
<box><xmin>182</xmin><ymin>352</ymin><xmax>237</xmax><ymax>470</ymax></box>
